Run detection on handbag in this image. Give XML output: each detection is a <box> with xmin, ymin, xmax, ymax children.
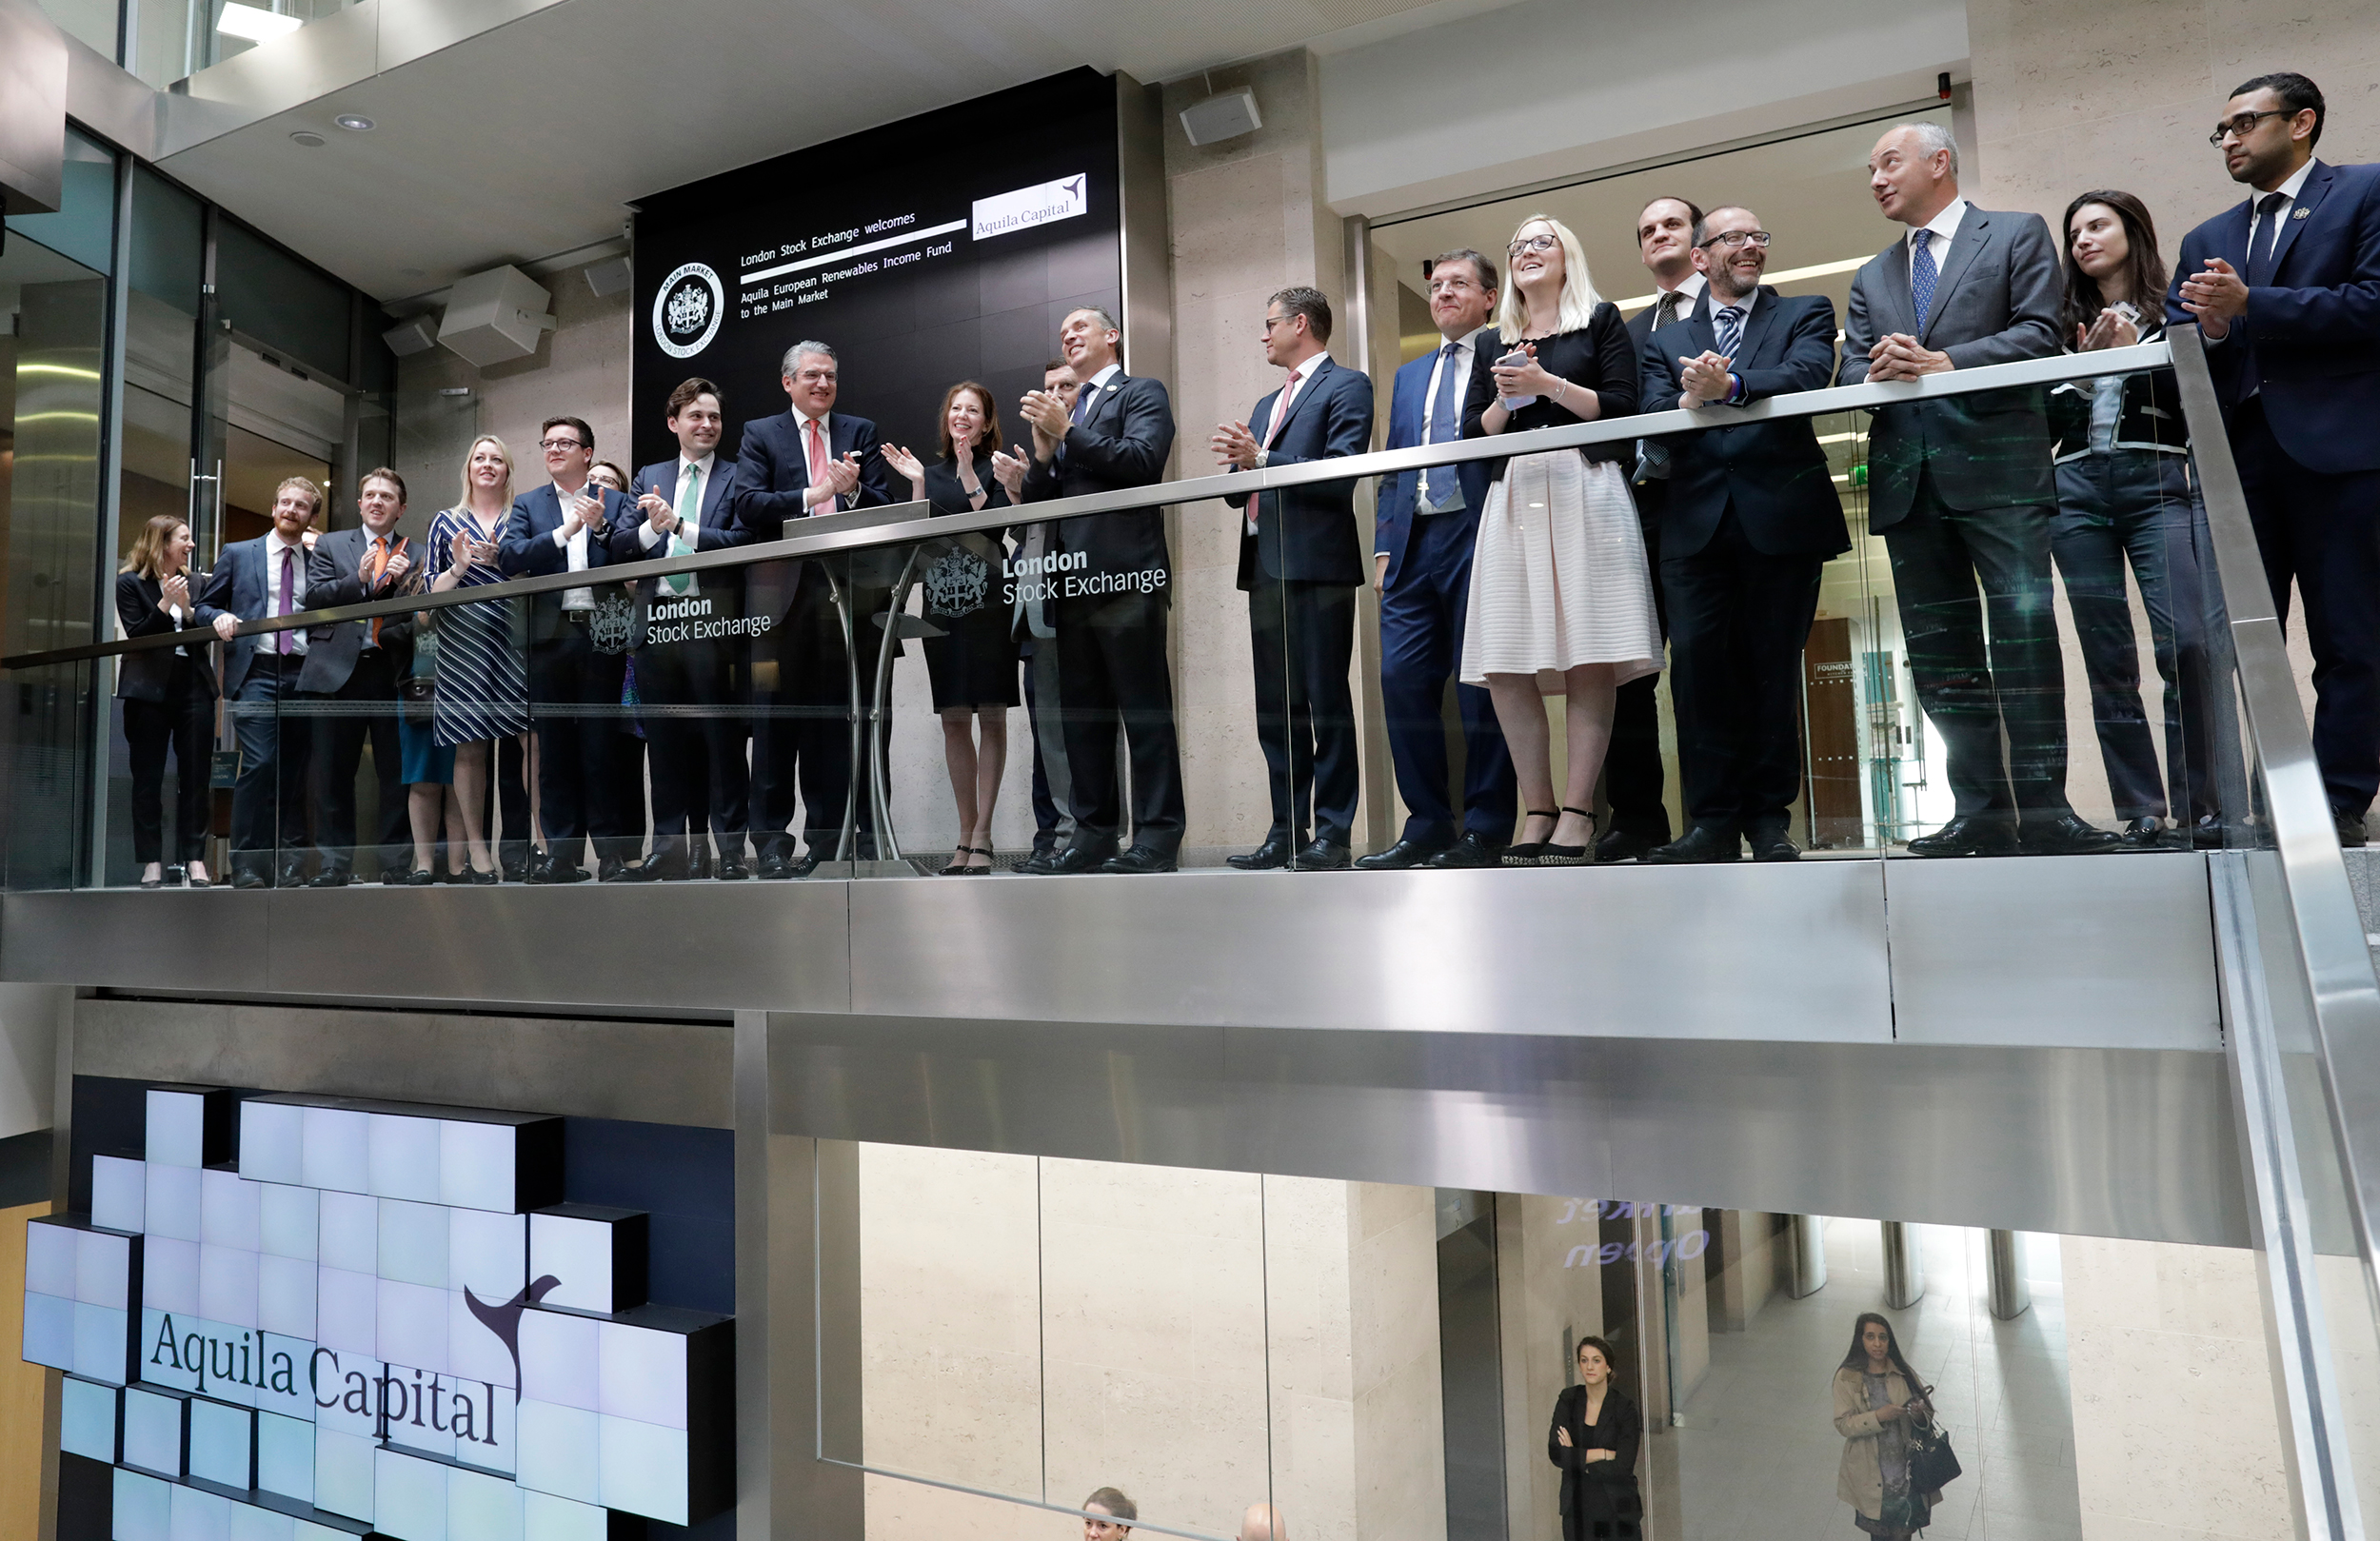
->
<box><xmin>1906</xmin><ymin>1388</ymin><xmax>1962</xmax><ymax>1493</ymax></box>
<box><xmin>400</xmin><ymin>624</ymin><xmax>437</xmax><ymax>724</ymax></box>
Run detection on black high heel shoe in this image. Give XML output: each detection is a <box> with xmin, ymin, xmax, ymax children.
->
<box><xmin>1504</xmin><ymin>810</ymin><xmax>1559</xmax><ymax>865</ymax></box>
<box><xmin>1538</xmin><ymin>806</ymin><xmax>1597</xmax><ymax>865</ymax></box>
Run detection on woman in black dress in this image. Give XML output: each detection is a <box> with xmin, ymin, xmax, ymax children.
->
<box><xmin>882</xmin><ymin>382</ymin><xmax>1019</xmax><ymax>874</ymax></box>
<box><xmin>1549</xmin><ymin>1334</ymin><xmax>1642</xmax><ymax>1541</ymax></box>
<box><xmin>116</xmin><ymin>515</ymin><xmax>219</xmax><ymax>888</ymax></box>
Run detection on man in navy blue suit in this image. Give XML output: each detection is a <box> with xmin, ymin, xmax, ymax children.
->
<box><xmin>1212</xmin><ymin>286</ymin><xmax>1375</xmax><ymax>870</ymax></box>
<box><xmin>498</xmin><ymin>415</ymin><xmax>647</xmax><ymax>883</ymax></box>
<box><xmin>1357</xmin><ymin>249</ymin><xmax>1517</xmax><ymax>870</ymax></box>
<box><xmin>726</xmin><ymin>341</ymin><xmax>895</xmax><ymax>877</ymax></box>
<box><xmin>2174</xmin><ymin>72</ymin><xmax>2380</xmax><ymax>846</ymax></box>
<box><xmin>1639</xmin><ymin>208</ymin><xmax>1851</xmax><ymax>863</ymax></box>
<box><xmin>622</xmin><ymin>378</ymin><xmax>752</xmax><ymax>880</ymax></box>
<box><xmin>196</xmin><ymin>475</ymin><xmax>325</xmax><ymax>888</ymax></box>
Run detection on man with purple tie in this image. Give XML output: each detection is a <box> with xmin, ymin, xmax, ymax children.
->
<box><xmin>197</xmin><ymin>476</ymin><xmax>326</xmax><ymax>887</ymax></box>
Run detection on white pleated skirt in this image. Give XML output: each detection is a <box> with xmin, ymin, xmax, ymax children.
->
<box><xmin>1458</xmin><ymin>449</ymin><xmax>1662</xmax><ymax>687</ymax></box>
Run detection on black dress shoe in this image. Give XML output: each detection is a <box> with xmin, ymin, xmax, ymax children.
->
<box><xmin>232</xmin><ymin>870</ymin><xmax>268</xmax><ymax>890</ymax></box>
<box><xmin>1905</xmin><ymin>815</ymin><xmax>2020</xmax><ymax>857</ymax></box>
<box><xmin>1294</xmin><ymin>839</ymin><xmax>1351</xmax><ymax>870</ymax></box>
<box><xmin>501</xmin><ymin>860</ymin><xmax>528</xmax><ymax>884</ymax></box>
<box><xmin>1747</xmin><ymin>825</ymin><xmax>1801</xmax><ymax>862</ymax></box>
<box><xmin>402</xmin><ymin>867</ymin><xmax>437</xmax><ymax>886</ymax></box>
<box><xmin>2020</xmin><ymin>812</ymin><xmax>2121</xmax><ymax>856</ymax></box>
<box><xmin>1646</xmin><ymin>825</ymin><xmax>1744</xmax><ymax>864</ymax></box>
<box><xmin>644</xmin><ymin>857</ymin><xmax>691</xmax><ymax>882</ymax></box>
<box><xmin>276</xmin><ymin>864</ymin><xmax>309</xmax><ymax>888</ymax></box>
<box><xmin>1041</xmin><ymin>841</ymin><xmax>1119</xmax><ymax>875</ymax></box>
<box><xmin>788</xmin><ymin>848</ymin><xmax>823</xmax><ymax>877</ymax></box>
<box><xmin>2191</xmin><ymin>814</ymin><xmax>2230</xmax><ymax>850</ymax></box>
<box><xmin>1425</xmin><ymin>831</ymin><xmax>1505</xmax><ymax>868</ymax></box>
<box><xmin>686</xmin><ymin>845</ymin><xmax>713</xmax><ymax>881</ymax></box>
<box><xmin>1595</xmin><ymin>825</ymin><xmax>1670</xmax><ymax>864</ymax></box>
<box><xmin>1099</xmin><ymin>845</ymin><xmax>1178</xmax><ymax>875</ymax></box>
<box><xmin>2117</xmin><ymin>816</ymin><xmax>2166</xmax><ymax>850</ymax></box>
<box><xmin>716</xmin><ymin>855</ymin><xmax>750</xmax><ymax>880</ymax></box>
<box><xmin>1354</xmin><ymin>836</ymin><xmax>1448</xmax><ymax>871</ymax></box>
<box><xmin>2338</xmin><ymin>805</ymin><xmax>2370</xmax><ymax>848</ymax></box>
<box><xmin>1227</xmin><ymin>838</ymin><xmax>1299</xmax><ymax>871</ymax></box>
<box><xmin>308</xmin><ymin>869</ymin><xmax>351</xmax><ymax>888</ymax></box>
<box><xmin>756</xmin><ymin>855</ymin><xmax>793</xmax><ymax>879</ymax></box>
<box><xmin>543</xmin><ymin>860</ymin><xmax>593</xmax><ymax>884</ymax></box>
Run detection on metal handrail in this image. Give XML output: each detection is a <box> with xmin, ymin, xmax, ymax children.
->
<box><xmin>0</xmin><ymin>340</ymin><xmax>2172</xmax><ymax>672</ymax></box>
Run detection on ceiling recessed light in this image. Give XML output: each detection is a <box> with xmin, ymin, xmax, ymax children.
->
<box><xmin>215</xmin><ymin>3</ymin><xmax>304</xmax><ymax>40</ymax></box>
<box><xmin>289</xmin><ymin>131</ymin><xmax>326</xmax><ymax>148</ymax></box>
<box><xmin>334</xmin><ymin>114</ymin><xmax>375</xmax><ymax>132</ymax></box>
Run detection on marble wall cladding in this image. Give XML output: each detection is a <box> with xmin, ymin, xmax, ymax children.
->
<box><xmin>2063</xmin><ymin>1235</ymin><xmax>2291</xmax><ymax>1541</ymax></box>
<box><xmin>1344</xmin><ymin>1182</ymin><xmax>1448</xmax><ymax>1541</ymax></box>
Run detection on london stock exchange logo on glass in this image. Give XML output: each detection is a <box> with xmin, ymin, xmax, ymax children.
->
<box><xmin>654</xmin><ymin>261</ymin><xmax>724</xmax><ymax>359</ymax></box>
<box><xmin>924</xmin><ymin>546</ymin><xmax>989</xmax><ymax>620</ymax></box>
<box><xmin>23</xmin><ymin>1085</ymin><xmax>733</xmax><ymax>1538</ymax></box>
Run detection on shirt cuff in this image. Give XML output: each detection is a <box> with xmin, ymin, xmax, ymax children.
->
<box><xmin>550</xmin><ymin>528</ymin><xmax>569</xmax><ymax>549</ymax></box>
<box><xmin>639</xmin><ymin>523</ymin><xmax>664</xmax><ymax>550</ymax></box>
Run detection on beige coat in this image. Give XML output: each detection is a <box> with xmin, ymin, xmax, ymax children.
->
<box><xmin>1833</xmin><ymin>1365</ymin><xmax>1934</xmax><ymax>1520</ymax></box>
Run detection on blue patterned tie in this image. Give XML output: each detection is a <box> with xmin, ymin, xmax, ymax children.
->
<box><xmin>1911</xmin><ymin>230</ymin><xmax>1939</xmax><ymax>333</ymax></box>
<box><xmin>1715</xmin><ymin>306</ymin><xmax>1744</xmax><ymax>364</ymax></box>
<box><xmin>2248</xmin><ymin>191</ymin><xmax>2289</xmax><ymax>286</ymax></box>
<box><xmin>1420</xmin><ymin>342</ymin><xmax>1463</xmax><ymax>509</ymax></box>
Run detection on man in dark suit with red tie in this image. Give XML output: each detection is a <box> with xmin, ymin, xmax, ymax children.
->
<box><xmin>2174</xmin><ymin>72</ymin><xmax>2380</xmax><ymax>846</ymax></box>
<box><xmin>726</xmin><ymin>341</ymin><xmax>894</xmax><ymax>877</ymax></box>
<box><xmin>1212</xmin><ymin>286</ymin><xmax>1374</xmax><ymax>871</ymax></box>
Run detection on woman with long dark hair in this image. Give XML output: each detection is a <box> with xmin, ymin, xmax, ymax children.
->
<box><xmin>1548</xmin><ymin>1334</ymin><xmax>1641</xmax><ymax>1540</ymax></box>
<box><xmin>1833</xmin><ymin>1313</ymin><xmax>1936</xmax><ymax>1540</ymax></box>
<box><xmin>2050</xmin><ymin>188</ymin><xmax>2217</xmax><ymax>846</ymax></box>
<box><xmin>116</xmin><ymin>515</ymin><xmax>219</xmax><ymax>888</ymax></box>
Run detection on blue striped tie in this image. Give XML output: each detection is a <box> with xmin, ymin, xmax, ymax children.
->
<box><xmin>1420</xmin><ymin>343</ymin><xmax>1462</xmax><ymax>509</ymax></box>
<box><xmin>1911</xmin><ymin>230</ymin><xmax>1939</xmax><ymax>332</ymax></box>
<box><xmin>1715</xmin><ymin>306</ymin><xmax>1744</xmax><ymax>363</ymax></box>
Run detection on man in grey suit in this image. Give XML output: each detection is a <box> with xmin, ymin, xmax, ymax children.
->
<box><xmin>1839</xmin><ymin>122</ymin><xmax>2117</xmax><ymax>856</ymax></box>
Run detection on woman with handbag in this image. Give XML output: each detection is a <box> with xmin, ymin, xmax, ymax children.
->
<box><xmin>1548</xmin><ymin>1334</ymin><xmax>1642</xmax><ymax>1541</ymax></box>
<box><xmin>1833</xmin><ymin>1312</ymin><xmax>1939</xmax><ymax>1539</ymax></box>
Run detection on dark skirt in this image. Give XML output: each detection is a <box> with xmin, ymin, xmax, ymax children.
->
<box><xmin>1562</xmin><ymin>1472</ymin><xmax>1642</xmax><ymax>1541</ymax></box>
<box><xmin>919</xmin><ymin>539</ymin><xmax>1020</xmax><ymax>710</ymax></box>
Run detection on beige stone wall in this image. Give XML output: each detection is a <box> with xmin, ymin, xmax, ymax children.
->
<box><xmin>1497</xmin><ymin>1195</ymin><xmax>1608</xmax><ymax>1541</ymax></box>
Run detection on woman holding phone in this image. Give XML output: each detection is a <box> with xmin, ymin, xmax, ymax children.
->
<box><xmin>115</xmin><ymin>514</ymin><xmax>219</xmax><ymax>888</ymax></box>
<box><xmin>426</xmin><ymin>434</ymin><xmax>533</xmax><ymax>880</ymax></box>
<box><xmin>1460</xmin><ymin>213</ymin><xmax>1658</xmax><ymax>864</ymax></box>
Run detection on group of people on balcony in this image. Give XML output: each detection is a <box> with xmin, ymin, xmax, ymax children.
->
<box><xmin>114</xmin><ymin>71</ymin><xmax>2380</xmax><ymax>886</ymax></box>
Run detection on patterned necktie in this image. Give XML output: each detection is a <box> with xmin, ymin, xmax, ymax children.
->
<box><xmin>1421</xmin><ymin>343</ymin><xmax>1463</xmax><ymax>509</ymax></box>
<box><xmin>1911</xmin><ymin>229</ymin><xmax>1939</xmax><ymax>333</ymax></box>
<box><xmin>803</xmin><ymin>418</ymin><xmax>830</xmax><ymax>514</ymax></box>
<box><xmin>1248</xmin><ymin>368</ymin><xmax>1305</xmax><ymax>520</ymax></box>
<box><xmin>1070</xmin><ymin>384</ymin><xmax>1093</xmax><ymax>425</ymax></box>
<box><xmin>1715</xmin><ymin>306</ymin><xmax>1745</xmax><ymax>363</ymax></box>
<box><xmin>669</xmin><ymin>464</ymin><xmax>700</xmax><ymax>594</ymax></box>
<box><xmin>367</xmin><ymin>536</ymin><xmax>388</xmax><ymax>645</ymax></box>
<box><xmin>275</xmin><ymin>546</ymin><xmax>294</xmax><ymax>655</ymax></box>
<box><xmin>1653</xmin><ymin>290</ymin><xmax>1687</xmax><ymax>330</ymax></box>
<box><xmin>2249</xmin><ymin>191</ymin><xmax>2290</xmax><ymax>286</ymax></box>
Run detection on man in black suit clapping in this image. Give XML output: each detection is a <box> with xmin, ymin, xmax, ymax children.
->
<box><xmin>1640</xmin><ymin>209</ymin><xmax>1851</xmax><ymax>863</ymax></box>
<box><xmin>1015</xmin><ymin>306</ymin><xmax>1182</xmax><ymax>874</ymax></box>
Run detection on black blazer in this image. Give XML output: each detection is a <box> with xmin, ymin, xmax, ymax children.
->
<box><xmin>114</xmin><ymin>570</ymin><xmax>218</xmax><ymax>704</ymax></box>
<box><xmin>1462</xmin><ymin>304</ymin><xmax>1640</xmax><ymax>482</ymax></box>
<box><xmin>296</xmin><ymin>525</ymin><xmax>423</xmax><ymax>695</ymax></box>
<box><xmin>923</xmin><ymin>454</ymin><xmax>1011</xmax><ymax>522</ymax></box>
<box><xmin>497</xmin><ymin>483</ymin><xmax>638</xmax><ymax>642</ymax></box>
<box><xmin>1639</xmin><ymin>288</ymin><xmax>1852</xmax><ymax>560</ymax></box>
<box><xmin>727</xmin><ymin>410</ymin><xmax>896</xmax><ymax>622</ymax></box>
<box><xmin>1235</xmin><ymin>355</ymin><xmax>1373</xmax><ymax>589</ymax></box>
<box><xmin>2047</xmin><ymin>327</ymin><xmax>2190</xmax><ymax>462</ymax></box>
<box><xmin>1549</xmin><ymin>1384</ymin><xmax>1642</xmax><ymax>1522</ymax></box>
<box><xmin>1020</xmin><ymin>370</ymin><xmax>1177</xmax><ymax>588</ymax></box>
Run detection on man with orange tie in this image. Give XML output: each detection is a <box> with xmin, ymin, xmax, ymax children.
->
<box><xmin>296</xmin><ymin>468</ymin><xmax>426</xmax><ymax>884</ymax></box>
<box><xmin>1212</xmin><ymin>287</ymin><xmax>1374</xmax><ymax>870</ymax></box>
<box><xmin>727</xmin><ymin>341</ymin><xmax>895</xmax><ymax>877</ymax></box>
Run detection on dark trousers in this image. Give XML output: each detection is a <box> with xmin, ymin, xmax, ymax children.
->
<box><xmin>124</xmin><ymin>661</ymin><xmax>211</xmax><ymax>865</ymax></box>
<box><xmin>1378</xmin><ymin>508</ymin><xmax>1516</xmax><ymax>843</ymax></box>
<box><xmin>2050</xmin><ymin>449</ymin><xmax>2218</xmax><ymax>823</ymax></box>
<box><xmin>1883</xmin><ymin>474</ymin><xmax>2070</xmax><ymax>820</ymax></box>
<box><xmin>2232</xmin><ymin>399</ymin><xmax>2380</xmax><ymax>815</ymax></box>
<box><xmin>1659</xmin><ymin>507</ymin><xmax>1825</xmax><ymax>833</ymax></box>
<box><xmin>311</xmin><ymin>649</ymin><xmax>407</xmax><ymax>875</ymax></box>
<box><xmin>526</xmin><ymin>622</ymin><xmax>631</xmax><ymax>867</ymax></box>
<box><xmin>638</xmin><ymin>635</ymin><xmax>750</xmax><ymax>866</ymax></box>
<box><xmin>1605</xmin><ymin>485</ymin><xmax>1673</xmax><ymax>839</ymax></box>
<box><xmin>228</xmin><ymin>653</ymin><xmax>311</xmax><ymax>878</ymax></box>
<box><xmin>1054</xmin><ymin>588</ymin><xmax>1184</xmax><ymax>852</ymax></box>
<box><xmin>749</xmin><ymin>568</ymin><xmax>854</xmax><ymax>860</ymax></box>
<box><xmin>1021</xmin><ymin>641</ymin><xmax>1070</xmax><ymax>846</ymax></box>
<box><xmin>1247</xmin><ymin>578</ymin><xmax>1359</xmax><ymax>844</ymax></box>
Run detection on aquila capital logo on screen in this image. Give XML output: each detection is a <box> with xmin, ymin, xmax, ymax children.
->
<box><xmin>654</xmin><ymin>262</ymin><xmax>725</xmax><ymax>358</ymax></box>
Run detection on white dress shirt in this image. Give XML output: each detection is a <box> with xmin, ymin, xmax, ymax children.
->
<box><xmin>641</xmin><ymin>450</ymin><xmax>715</xmax><ymax>597</ymax></box>
<box><xmin>1699</xmin><ymin>285</ymin><xmax>1761</xmax><ymax>404</ymax></box>
<box><xmin>1247</xmin><ymin>351</ymin><xmax>1329</xmax><ymax>533</ymax></box>
<box><xmin>262</xmin><ymin>529</ymin><xmax>309</xmax><ymax>654</ymax></box>
<box><xmin>1420</xmin><ymin>326</ymin><xmax>1490</xmax><ymax>513</ymax></box>
<box><xmin>545</xmin><ymin>479</ymin><xmax>598</xmax><ymax>611</ymax></box>
<box><xmin>2248</xmin><ymin>160</ymin><xmax>2315</xmax><ymax>270</ymax></box>
<box><xmin>1074</xmin><ymin>362</ymin><xmax>1123</xmax><ymax>417</ymax></box>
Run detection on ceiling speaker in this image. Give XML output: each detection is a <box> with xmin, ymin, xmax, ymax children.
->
<box><xmin>381</xmin><ymin>315</ymin><xmax>438</xmax><ymax>357</ymax></box>
<box><xmin>1180</xmin><ymin>88</ymin><xmax>1261</xmax><ymax>148</ymax></box>
<box><xmin>585</xmin><ymin>256</ymin><xmax>633</xmax><ymax>298</ymax></box>
<box><xmin>437</xmin><ymin>265</ymin><xmax>553</xmax><ymax>367</ymax></box>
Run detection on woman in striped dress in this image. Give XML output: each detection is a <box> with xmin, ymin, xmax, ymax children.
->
<box><xmin>1459</xmin><ymin>213</ymin><xmax>1659</xmax><ymax>864</ymax></box>
<box><xmin>427</xmin><ymin>434</ymin><xmax>533</xmax><ymax>879</ymax></box>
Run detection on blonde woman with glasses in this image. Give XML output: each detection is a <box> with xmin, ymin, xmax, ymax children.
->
<box><xmin>1459</xmin><ymin>214</ymin><xmax>1658</xmax><ymax>864</ymax></box>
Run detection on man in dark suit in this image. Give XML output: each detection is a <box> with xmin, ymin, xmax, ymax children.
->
<box><xmin>726</xmin><ymin>341</ymin><xmax>895</xmax><ymax>877</ymax></box>
<box><xmin>1358</xmin><ymin>248</ymin><xmax>1517</xmax><ymax>871</ymax></box>
<box><xmin>1015</xmin><ymin>306</ymin><xmax>1182</xmax><ymax>874</ymax></box>
<box><xmin>196</xmin><ymin>475</ymin><xmax>324</xmax><ymax>888</ymax></box>
<box><xmin>1002</xmin><ymin>359</ymin><xmax>1081</xmax><ymax>865</ymax></box>
<box><xmin>2173</xmin><ymin>72</ymin><xmax>2380</xmax><ymax>846</ymax></box>
<box><xmin>295</xmin><ymin>468</ymin><xmax>422</xmax><ymax>884</ymax></box>
<box><xmin>1639</xmin><ymin>209</ymin><xmax>1851</xmax><ymax>862</ymax></box>
<box><xmin>497</xmin><ymin>415</ymin><xmax>649</xmax><ymax>883</ymax></box>
<box><xmin>1212</xmin><ymin>286</ymin><xmax>1374</xmax><ymax>870</ymax></box>
<box><xmin>622</xmin><ymin>378</ymin><xmax>753</xmax><ymax>879</ymax></box>
<box><xmin>1838</xmin><ymin>122</ymin><xmax>2116</xmax><ymax>856</ymax></box>
<box><xmin>1602</xmin><ymin>196</ymin><xmax>1706</xmax><ymax>862</ymax></box>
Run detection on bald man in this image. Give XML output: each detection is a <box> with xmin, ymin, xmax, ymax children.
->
<box><xmin>1238</xmin><ymin>1504</ymin><xmax>1287</xmax><ymax>1541</ymax></box>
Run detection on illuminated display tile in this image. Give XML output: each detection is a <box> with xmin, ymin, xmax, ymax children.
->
<box><xmin>26</xmin><ymin>1084</ymin><xmax>733</xmax><ymax>1538</ymax></box>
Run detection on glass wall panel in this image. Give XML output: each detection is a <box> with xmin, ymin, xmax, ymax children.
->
<box><xmin>129</xmin><ymin>0</ymin><xmax>358</xmax><ymax>87</ymax></box>
<box><xmin>3</xmin><ymin>129</ymin><xmax>117</xmax><ymax>276</ymax></box>
<box><xmin>214</xmin><ymin>218</ymin><xmax>352</xmax><ymax>384</ymax></box>
<box><xmin>35</xmin><ymin>0</ymin><xmax>119</xmax><ymax>64</ymax></box>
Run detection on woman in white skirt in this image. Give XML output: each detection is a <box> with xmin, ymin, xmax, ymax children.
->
<box><xmin>1460</xmin><ymin>214</ymin><xmax>1661</xmax><ymax>863</ymax></box>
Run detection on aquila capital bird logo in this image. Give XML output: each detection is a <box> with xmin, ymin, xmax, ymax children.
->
<box><xmin>466</xmin><ymin>1274</ymin><xmax>561</xmax><ymax>1401</ymax></box>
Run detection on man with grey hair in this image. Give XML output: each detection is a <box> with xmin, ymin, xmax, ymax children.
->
<box><xmin>728</xmin><ymin>338</ymin><xmax>896</xmax><ymax>875</ymax></box>
<box><xmin>1838</xmin><ymin>122</ymin><xmax>2115</xmax><ymax>857</ymax></box>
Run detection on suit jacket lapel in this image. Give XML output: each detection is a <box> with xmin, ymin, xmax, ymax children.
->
<box><xmin>1269</xmin><ymin>356</ymin><xmax>1332</xmax><ymax>443</ymax></box>
<box><xmin>1921</xmin><ymin>212</ymin><xmax>1989</xmax><ymax>345</ymax></box>
<box><xmin>2268</xmin><ymin>159</ymin><xmax>2330</xmax><ymax>278</ymax></box>
<box><xmin>1736</xmin><ymin>286</ymin><xmax>1784</xmax><ymax>365</ymax></box>
<box><xmin>1877</xmin><ymin>237</ymin><xmax>1917</xmax><ymax>334</ymax></box>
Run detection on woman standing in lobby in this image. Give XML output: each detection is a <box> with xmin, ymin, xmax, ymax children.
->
<box><xmin>1549</xmin><ymin>1334</ymin><xmax>1641</xmax><ymax>1540</ymax></box>
<box><xmin>1833</xmin><ymin>1312</ymin><xmax>1936</xmax><ymax>1539</ymax></box>
<box><xmin>116</xmin><ymin>514</ymin><xmax>218</xmax><ymax>888</ymax></box>
<box><xmin>1461</xmin><ymin>214</ymin><xmax>1657</xmax><ymax>865</ymax></box>
<box><xmin>883</xmin><ymin>382</ymin><xmax>1019</xmax><ymax>875</ymax></box>
<box><xmin>427</xmin><ymin>434</ymin><xmax>534</xmax><ymax>880</ymax></box>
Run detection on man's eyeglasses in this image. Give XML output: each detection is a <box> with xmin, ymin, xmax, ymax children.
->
<box><xmin>2210</xmin><ymin>109</ymin><xmax>2292</xmax><ymax>147</ymax></box>
<box><xmin>1699</xmin><ymin>230</ymin><xmax>1774</xmax><ymax>250</ymax></box>
<box><xmin>1260</xmin><ymin>315</ymin><xmax>1291</xmax><ymax>332</ymax></box>
<box><xmin>539</xmin><ymin>439</ymin><xmax>584</xmax><ymax>452</ymax></box>
<box><xmin>1508</xmin><ymin>233</ymin><xmax>1561</xmax><ymax>256</ymax></box>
